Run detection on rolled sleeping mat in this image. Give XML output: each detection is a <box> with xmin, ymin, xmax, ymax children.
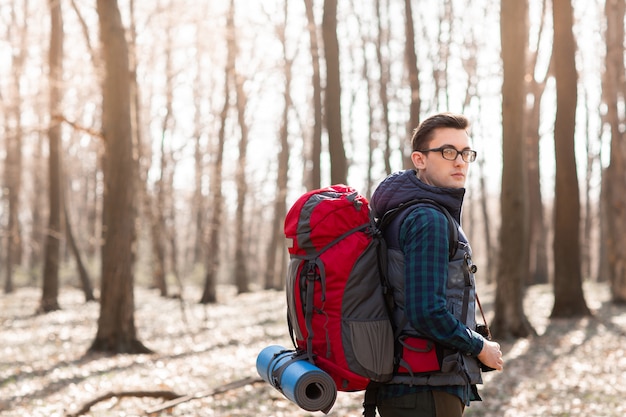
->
<box><xmin>256</xmin><ymin>345</ymin><xmax>337</xmax><ymax>414</ymax></box>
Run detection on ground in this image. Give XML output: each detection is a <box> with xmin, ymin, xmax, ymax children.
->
<box><xmin>1</xmin><ymin>281</ymin><xmax>625</xmax><ymax>417</ymax></box>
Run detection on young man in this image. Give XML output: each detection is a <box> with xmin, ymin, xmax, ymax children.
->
<box><xmin>370</xmin><ymin>113</ymin><xmax>503</xmax><ymax>417</ymax></box>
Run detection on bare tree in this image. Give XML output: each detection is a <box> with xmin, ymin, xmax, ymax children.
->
<box><xmin>201</xmin><ymin>3</ymin><xmax>233</xmax><ymax>304</ymax></box>
<box><xmin>550</xmin><ymin>0</ymin><xmax>590</xmax><ymax>318</ymax></box>
<box><xmin>524</xmin><ymin>0</ymin><xmax>551</xmax><ymax>285</ymax></box>
<box><xmin>39</xmin><ymin>0</ymin><xmax>64</xmax><ymax>313</ymax></box>
<box><xmin>3</xmin><ymin>0</ymin><xmax>28</xmax><ymax>294</ymax></box>
<box><xmin>375</xmin><ymin>0</ymin><xmax>392</xmax><ymax>175</ymax></box>
<box><xmin>151</xmin><ymin>17</ymin><xmax>176</xmax><ymax>297</ymax></box>
<box><xmin>432</xmin><ymin>1</ymin><xmax>453</xmax><ymax>110</ymax></box>
<box><xmin>350</xmin><ymin>1</ymin><xmax>376</xmax><ymax>194</ymax></box>
<box><xmin>233</xmin><ymin>0</ymin><xmax>250</xmax><ymax>294</ymax></box>
<box><xmin>29</xmin><ymin>130</ymin><xmax>46</xmax><ymax>281</ymax></box>
<box><xmin>492</xmin><ymin>0</ymin><xmax>535</xmax><ymax>338</ymax></box>
<box><xmin>190</xmin><ymin>14</ymin><xmax>208</xmax><ymax>267</ymax></box>
<box><xmin>459</xmin><ymin>21</ymin><xmax>496</xmax><ymax>283</ymax></box>
<box><xmin>322</xmin><ymin>0</ymin><xmax>347</xmax><ymax>185</ymax></box>
<box><xmin>264</xmin><ymin>0</ymin><xmax>292</xmax><ymax>290</ymax></box>
<box><xmin>303</xmin><ymin>0</ymin><xmax>322</xmax><ymax>190</ymax></box>
<box><xmin>602</xmin><ymin>0</ymin><xmax>626</xmax><ymax>303</ymax></box>
<box><xmin>90</xmin><ymin>0</ymin><xmax>151</xmax><ymax>353</ymax></box>
<box><xmin>64</xmin><ymin>197</ymin><xmax>94</xmax><ymax>302</ymax></box>
<box><xmin>403</xmin><ymin>0</ymin><xmax>420</xmax><ymax>169</ymax></box>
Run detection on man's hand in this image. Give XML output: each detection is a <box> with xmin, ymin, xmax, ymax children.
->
<box><xmin>477</xmin><ymin>340</ymin><xmax>504</xmax><ymax>371</ymax></box>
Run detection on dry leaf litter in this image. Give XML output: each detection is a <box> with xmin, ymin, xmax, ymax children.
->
<box><xmin>1</xmin><ymin>282</ymin><xmax>625</xmax><ymax>417</ymax></box>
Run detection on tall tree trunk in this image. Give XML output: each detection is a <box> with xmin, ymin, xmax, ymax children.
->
<box><xmin>304</xmin><ymin>0</ymin><xmax>322</xmax><ymax>190</ymax></box>
<box><xmin>492</xmin><ymin>0</ymin><xmax>534</xmax><ymax>338</ymax></box>
<box><xmin>550</xmin><ymin>0</ymin><xmax>590</xmax><ymax>317</ymax></box>
<box><xmin>3</xmin><ymin>1</ymin><xmax>28</xmax><ymax>294</ymax></box>
<box><xmin>29</xmin><ymin>130</ymin><xmax>46</xmax><ymax>284</ymax></box>
<box><xmin>322</xmin><ymin>0</ymin><xmax>347</xmax><ymax>185</ymax></box>
<box><xmin>525</xmin><ymin>79</ymin><xmax>550</xmax><ymax>285</ymax></box>
<box><xmin>39</xmin><ymin>0</ymin><xmax>64</xmax><ymax>313</ymax></box>
<box><xmin>597</xmin><ymin>171</ymin><xmax>611</xmax><ymax>283</ymax></box>
<box><xmin>232</xmin><ymin>0</ymin><xmax>249</xmax><ymax>294</ymax></box>
<box><xmin>525</xmin><ymin>0</ymin><xmax>551</xmax><ymax>286</ymax></box>
<box><xmin>375</xmin><ymin>0</ymin><xmax>392</xmax><ymax>175</ymax></box>
<box><xmin>192</xmin><ymin>128</ymin><xmax>205</xmax><ymax>266</ymax></box>
<box><xmin>128</xmin><ymin>0</ymin><xmax>159</xmax><ymax>291</ymax></box>
<box><xmin>201</xmin><ymin>3</ymin><xmax>233</xmax><ymax>304</ymax></box>
<box><xmin>603</xmin><ymin>0</ymin><xmax>626</xmax><ymax>303</ymax></box>
<box><xmin>200</xmin><ymin>107</ymin><xmax>226</xmax><ymax>303</ymax></box>
<box><xmin>191</xmin><ymin>24</ymin><xmax>206</xmax><ymax>266</ymax></box>
<box><xmin>351</xmin><ymin>4</ymin><xmax>374</xmax><ymax>195</ymax></box>
<box><xmin>476</xmin><ymin>159</ymin><xmax>495</xmax><ymax>283</ymax></box>
<box><xmin>581</xmin><ymin>91</ymin><xmax>597</xmax><ymax>281</ymax></box>
<box><xmin>403</xmin><ymin>0</ymin><xmax>420</xmax><ymax>169</ymax></box>
<box><xmin>151</xmin><ymin>24</ymin><xmax>175</xmax><ymax>297</ymax></box>
<box><xmin>151</xmin><ymin>133</ymin><xmax>168</xmax><ymax>296</ymax></box>
<box><xmin>86</xmin><ymin>168</ymin><xmax>99</xmax><ymax>259</ymax></box>
<box><xmin>432</xmin><ymin>1</ymin><xmax>453</xmax><ymax>110</ymax></box>
<box><xmin>64</xmin><ymin>198</ymin><xmax>94</xmax><ymax>302</ymax></box>
<box><xmin>265</xmin><ymin>0</ymin><xmax>292</xmax><ymax>291</ymax></box>
<box><xmin>90</xmin><ymin>0</ymin><xmax>150</xmax><ymax>353</ymax></box>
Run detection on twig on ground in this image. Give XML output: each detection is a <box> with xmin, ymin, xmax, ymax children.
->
<box><xmin>144</xmin><ymin>376</ymin><xmax>265</xmax><ymax>415</ymax></box>
<box><xmin>67</xmin><ymin>390</ymin><xmax>181</xmax><ymax>417</ymax></box>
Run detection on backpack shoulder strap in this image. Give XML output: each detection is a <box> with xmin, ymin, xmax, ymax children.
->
<box><xmin>377</xmin><ymin>198</ymin><xmax>458</xmax><ymax>260</ymax></box>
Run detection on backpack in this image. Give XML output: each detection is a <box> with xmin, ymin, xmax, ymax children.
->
<box><xmin>284</xmin><ymin>184</ymin><xmax>458</xmax><ymax>392</ymax></box>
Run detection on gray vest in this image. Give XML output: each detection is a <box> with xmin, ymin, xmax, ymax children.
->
<box><xmin>384</xmin><ymin>210</ymin><xmax>483</xmax><ymax>387</ymax></box>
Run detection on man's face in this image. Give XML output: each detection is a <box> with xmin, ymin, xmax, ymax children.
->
<box><xmin>410</xmin><ymin>127</ymin><xmax>472</xmax><ymax>189</ymax></box>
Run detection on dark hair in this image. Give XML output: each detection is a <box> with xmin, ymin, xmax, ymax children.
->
<box><xmin>411</xmin><ymin>112</ymin><xmax>469</xmax><ymax>151</ymax></box>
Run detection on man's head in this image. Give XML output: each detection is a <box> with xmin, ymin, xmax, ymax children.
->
<box><xmin>410</xmin><ymin>112</ymin><xmax>475</xmax><ymax>189</ymax></box>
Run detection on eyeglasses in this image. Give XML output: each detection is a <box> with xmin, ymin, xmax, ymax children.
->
<box><xmin>417</xmin><ymin>146</ymin><xmax>477</xmax><ymax>163</ymax></box>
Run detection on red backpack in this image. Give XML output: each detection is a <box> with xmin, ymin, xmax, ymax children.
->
<box><xmin>284</xmin><ymin>185</ymin><xmax>395</xmax><ymax>391</ymax></box>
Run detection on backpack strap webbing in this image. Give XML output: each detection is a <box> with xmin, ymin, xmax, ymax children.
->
<box><xmin>362</xmin><ymin>382</ymin><xmax>381</xmax><ymax>417</ymax></box>
<box><xmin>376</xmin><ymin>198</ymin><xmax>461</xmax><ymax>367</ymax></box>
<box><xmin>293</xmin><ymin>222</ymin><xmax>370</xmax><ymax>362</ymax></box>
<box><xmin>378</xmin><ymin>198</ymin><xmax>458</xmax><ymax>259</ymax></box>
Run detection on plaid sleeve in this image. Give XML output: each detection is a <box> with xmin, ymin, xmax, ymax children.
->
<box><xmin>399</xmin><ymin>206</ymin><xmax>484</xmax><ymax>356</ymax></box>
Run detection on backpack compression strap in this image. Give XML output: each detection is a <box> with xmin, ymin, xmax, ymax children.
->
<box><xmin>289</xmin><ymin>222</ymin><xmax>370</xmax><ymax>362</ymax></box>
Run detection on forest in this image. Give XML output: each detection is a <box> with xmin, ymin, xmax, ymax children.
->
<box><xmin>1</xmin><ymin>0</ymin><xmax>626</xmax><ymax>415</ymax></box>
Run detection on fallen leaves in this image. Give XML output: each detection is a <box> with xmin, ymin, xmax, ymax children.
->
<box><xmin>1</xmin><ymin>282</ymin><xmax>625</xmax><ymax>416</ymax></box>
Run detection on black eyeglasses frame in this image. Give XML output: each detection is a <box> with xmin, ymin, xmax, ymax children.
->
<box><xmin>416</xmin><ymin>146</ymin><xmax>477</xmax><ymax>163</ymax></box>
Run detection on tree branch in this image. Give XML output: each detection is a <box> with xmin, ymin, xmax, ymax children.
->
<box><xmin>67</xmin><ymin>390</ymin><xmax>181</xmax><ymax>417</ymax></box>
<box><xmin>144</xmin><ymin>376</ymin><xmax>264</xmax><ymax>415</ymax></box>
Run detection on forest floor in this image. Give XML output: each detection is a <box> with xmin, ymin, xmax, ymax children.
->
<box><xmin>1</xmin><ymin>280</ymin><xmax>626</xmax><ymax>417</ymax></box>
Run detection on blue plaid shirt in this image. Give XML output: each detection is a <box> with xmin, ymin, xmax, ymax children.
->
<box><xmin>379</xmin><ymin>206</ymin><xmax>484</xmax><ymax>405</ymax></box>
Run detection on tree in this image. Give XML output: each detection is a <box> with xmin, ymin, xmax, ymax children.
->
<box><xmin>492</xmin><ymin>0</ymin><xmax>534</xmax><ymax>339</ymax></box>
<box><xmin>64</xmin><ymin>198</ymin><xmax>95</xmax><ymax>302</ymax></box>
<box><xmin>190</xmin><ymin>11</ymin><xmax>208</xmax><ymax>267</ymax></box>
<box><xmin>432</xmin><ymin>1</ymin><xmax>453</xmax><ymax>110</ymax></box>
<box><xmin>264</xmin><ymin>1</ymin><xmax>292</xmax><ymax>290</ymax></box>
<box><xmin>524</xmin><ymin>0</ymin><xmax>551</xmax><ymax>285</ymax></box>
<box><xmin>375</xmin><ymin>0</ymin><xmax>392</xmax><ymax>175</ymax></box>
<box><xmin>151</xmin><ymin>17</ymin><xmax>175</xmax><ymax>297</ymax></box>
<box><xmin>303</xmin><ymin>0</ymin><xmax>322</xmax><ymax>190</ymax></box>
<box><xmin>39</xmin><ymin>0</ymin><xmax>64</xmax><ymax>313</ymax></box>
<box><xmin>3</xmin><ymin>0</ymin><xmax>28</xmax><ymax>294</ymax></box>
<box><xmin>602</xmin><ymin>0</ymin><xmax>626</xmax><ymax>303</ymax></box>
<box><xmin>90</xmin><ymin>0</ymin><xmax>151</xmax><ymax>353</ymax></box>
<box><xmin>550</xmin><ymin>0</ymin><xmax>590</xmax><ymax>318</ymax></box>
<box><xmin>232</xmin><ymin>0</ymin><xmax>250</xmax><ymax>295</ymax></box>
<box><xmin>322</xmin><ymin>0</ymin><xmax>347</xmax><ymax>185</ymax></box>
<box><xmin>201</xmin><ymin>3</ymin><xmax>233</xmax><ymax>304</ymax></box>
<box><xmin>403</xmin><ymin>0</ymin><xmax>420</xmax><ymax>169</ymax></box>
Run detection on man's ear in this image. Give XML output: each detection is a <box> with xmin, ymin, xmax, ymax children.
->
<box><xmin>411</xmin><ymin>151</ymin><xmax>426</xmax><ymax>169</ymax></box>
